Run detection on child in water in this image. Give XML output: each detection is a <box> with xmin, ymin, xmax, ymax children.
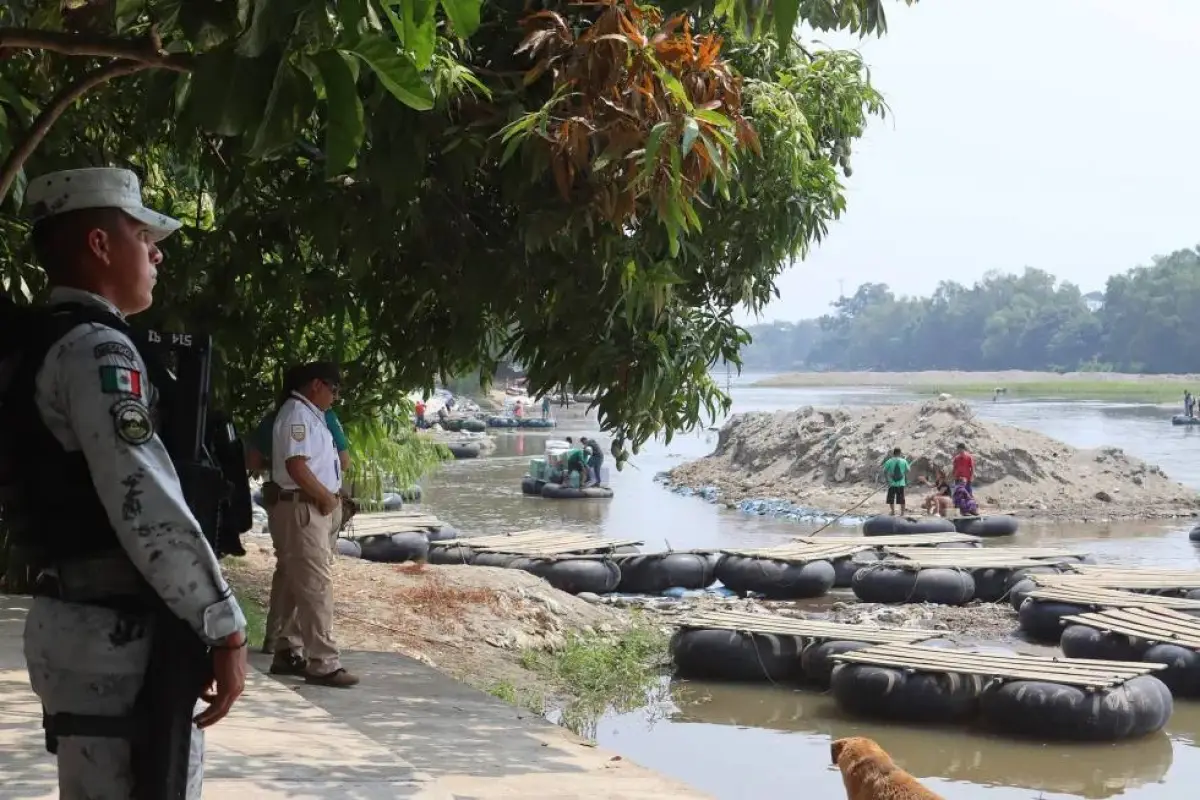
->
<box><xmin>952</xmin><ymin>478</ymin><xmax>979</xmax><ymax>516</ymax></box>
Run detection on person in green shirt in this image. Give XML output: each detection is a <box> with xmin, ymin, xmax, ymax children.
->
<box><xmin>882</xmin><ymin>447</ymin><xmax>910</xmax><ymax>516</ymax></box>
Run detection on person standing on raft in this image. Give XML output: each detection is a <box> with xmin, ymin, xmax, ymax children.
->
<box><xmin>952</xmin><ymin>442</ymin><xmax>975</xmax><ymax>496</ymax></box>
<box><xmin>882</xmin><ymin>448</ymin><xmax>910</xmax><ymax>516</ymax></box>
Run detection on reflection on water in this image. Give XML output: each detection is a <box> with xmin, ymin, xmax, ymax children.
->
<box><xmin>420</xmin><ymin>375</ymin><xmax>1200</xmax><ymax>799</ymax></box>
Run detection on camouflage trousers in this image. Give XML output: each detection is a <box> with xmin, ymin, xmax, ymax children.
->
<box><xmin>23</xmin><ymin>597</ymin><xmax>205</xmax><ymax>799</ymax></box>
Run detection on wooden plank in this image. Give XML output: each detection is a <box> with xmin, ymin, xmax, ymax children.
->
<box><xmin>831</xmin><ymin>642</ymin><xmax>1163</xmax><ymax>688</ymax></box>
<box><xmin>1025</xmin><ymin>585</ymin><xmax>1200</xmax><ymax>609</ymax></box>
<box><xmin>878</xmin><ymin>549</ymin><xmax>1056</xmax><ymax>569</ymax></box>
<box><xmin>1060</xmin><ymin>607</ymin><xmax>1200</xmax><ymax>649</ymax></box>
<box><xmin>675</xmin><ymin>610</ymin><xmax>941</xmax><ymax>643</ymax></box>
<box><xmin>794</xmin><ymin>533</ymin><xmax>982</xmax><ymax>547</ymax></box>
<box><xmin>1057</xmin><ymin>565</ymin><xmax>1200</xmax><ymax>589</ymax></box>
<box><xmin>719</xmin><ymin>543</ymin><xmax>870</xmax><ymax>563</ymax></box>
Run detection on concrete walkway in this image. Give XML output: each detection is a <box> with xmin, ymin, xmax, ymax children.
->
<box><xmin>0</xmin><ymin>595</ymin><xmax>709</xmax><ymax>799</ymax></box>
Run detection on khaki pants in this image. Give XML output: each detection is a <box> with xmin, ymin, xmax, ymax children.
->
<box><xmin>266</xmin><ymin>498</ymin><xmax>342</xmax><ymax>675</ymax></box>
<box><xmin>265</xmin><ymin>500</ymin><xmax>343</xmax><ymax>654</ymax></box>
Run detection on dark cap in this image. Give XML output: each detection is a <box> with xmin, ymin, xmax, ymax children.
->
<box><xmin>290</xmin><ymin>361</ymin><xmax>341</xmax><ymax>388</ymax></box>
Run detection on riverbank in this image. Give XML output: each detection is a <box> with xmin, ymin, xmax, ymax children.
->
<box><xmin>667</xmin><ymin>397</ymin><xmax>1200</xmax><ymax>521</ymax></box>
<box><xmin>753</xmin><ymin>370</ymin><xmax>1200</xmax><ymax>403</ymax></box>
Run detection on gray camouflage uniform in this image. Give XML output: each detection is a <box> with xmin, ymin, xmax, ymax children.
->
<box><xmin>22</xmin><ymin>286</ymin><xmax>247</xmax><ymax>799</ymax></box>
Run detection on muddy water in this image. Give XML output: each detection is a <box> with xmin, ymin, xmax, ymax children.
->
<box><xmin>421</xmin><ymin>378</ymin><xmax>1200</xmax><ymax>798</ymax></box>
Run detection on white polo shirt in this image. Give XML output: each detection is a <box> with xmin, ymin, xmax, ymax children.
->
<box><xmin>272</xmin><ymin>392</ymin><xmax>341</xmax><ymax>493</ymax></box>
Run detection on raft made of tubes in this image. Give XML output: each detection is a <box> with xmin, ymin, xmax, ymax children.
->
<box><xmin>613</xmin><ymin>552</ymin><xmax>720</xmax><ymax>594</ymax></box>
<box><xmin>951</xmin><ymin>514</ymin><xmax>1019</xmax><ymax>537</ymax></box>
<box><xmin>1061</xmin><ymin>606</ymin><xmax>1200</xmax><ymax>697</ymax></box>
<box><xmin>541</xmin><ymin>482</ymin><xmax>614</xmax><ymax>500</ymax></box>
<box><xmin>714</xmin><ymin>542</ymin><xmax>867</xmax><ymax>598</ymax></box>
<box><xmin>830</xmin><ymin>642</ymin><xmax>1173</xmax><ymax>741</ymax></box>
<box><xmin>671</xmin><ymin>609</ymin><xmax>945</xmax><ymax>685</ymax></box>
<box><xmin>1172</xmin><ymin>415</ymin><xmax>1200</xmax><ymax>426</ymax></box>
<box><xmin>873</xmin><ymin>546</ymin><xmax>1087</xmax><ymax>603</ymax></box>
<box><xmin>1018</xmin><ymin>585</ymin><xmax>1200</xmax><ymax>643</ymax></box>
<box><xmin>863</xmin><ymin>515</ymin><xmax>957</xmax><ymax>536</ymax></box>
<box><xmin>1190</xmin><ymin>523</ymin><xmax>1200</xmax><ymax>542</ymax></box>
<box><xmin>1056</xmin><ymin>564</ymin><xmax>1200</xmax><ymax>598</ymax></box>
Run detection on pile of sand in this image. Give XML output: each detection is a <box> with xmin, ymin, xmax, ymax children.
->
<box><xmin>668</xmin><ymin>397</ymin><xmax>1199</xmax><ymax>520</ymax></box>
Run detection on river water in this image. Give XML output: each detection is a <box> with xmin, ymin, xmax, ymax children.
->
<box><xmin>420</xmin><ymin>375</ymin><xmax>1200</xmax><ymax>798</ymax></box>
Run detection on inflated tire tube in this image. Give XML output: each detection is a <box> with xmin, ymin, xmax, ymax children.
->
<box><xmin>1190</xmin><ymin>523</ymin><xmax>1200</xmax><ymax>543</ymax></box>
<box><xmin>357</xmin><ymin>532</ymin><xmax>430</xmax><ymax>564</ymax></box>
<box><xmin>975</xmin><ymin>566</ymin><xmax>1060</xmax><ymax>604</ymax></box>
<box><xmin>801</xmin><ymin>640</ymin><xmax>873</xmax><ymax>687</ymax></box>
<box><xmin>461</xmin><ymin>419</ymin><xmax>486</xmax><ymax>433</ymax></box>
<box><xmin>832</xmin><ymin>663</ymin><xmax>983</xmax><ymax>723</ymax></box>
<box><xmin>616</xmin><ymin>553</ymin><xmax>715</xmax><ymax>594</ymax></box>
<box><xmin>1142</xmin><ymin>644</ymin><xmax>1200</xmax><ymax>697</ymax></box>
<box><xmin>524</xmin><ymin>557</ymin><xmax>621</xmax><ymax>594</ymax></box>
<box><xmin>1006</xmin><ymin>567</ymin><xmax>1064</xmax><ymax>610</ymax></box>
<box><xmin>715</xmin><ymin>555</ymin><xmax>835</xmax><ymax>599</ymax></box>
<box><xmin>335</xmin><ymin>538</ymin><xmax>362</xmax><ymax>559</ymax></box>
<box><xmin>1173</xmin><ymin>415</ymin><xmax>1200</xmax><ymax>426</ymax></box>
<box><xmin>671</xmin><ymin>628</ymin><xmax>805</xmax><ymax>682</ymax></box>
<box><xmin>1060</xmin><ymin>624</ymin><xmax>1146</xmax><ymax>662</ymax></box>
<box><xmin>520</xmin><ymin>418</ymin><xmax>555</xmax><ymax>429</ymax></box>
<box><xmin>399</xmin><ymin>484</ymin><xmax>423</xmax><ymax>502</ymax></box>
<box><xmin>426</xmin><ymin>525</ymin><xmax>458</xmax><ymax>543</ymax></box>
<box><xmin>448</xmin><ymin>444</ymin><xmax>481</xmax><ymax>459</ymax></box>
<box><xmin>473</xmin><ymin>551</ymin><xmax>524</xmax><ymax>568</ymax></box>
<box><xmin>381</xmin><ymin>492</ymin><xmax>404</xmax><ymax>511</ymax></box>
<box><xmin>427</xmin><ymin>544</ymin><xmax>475</xmax><ymax>565</ymax></box>
<box><xmin>1018</xmin><ymin>598</ymin><xmax>1088</xmax><ymax>643</ymax></box>
<box><xmin>520</xmin><ymin>476</ymin><xmax>546</xmax><ymax>496</ymax></box>
<box><xmin>863</xmin><ymin>515</ymin><xmax>957</xmax><ymax>536</ymax></box>
<box><xmin>833</xmin><ymin>551</ymin><xmax>881</xmax><ymax>588</ymax></box>
<box><xmin>953</xmin><ymin>515</ymin><xmax>1019</xmax><ymax>537</ymax></box>
<box><xmin>851</xmin><ymin>565</ymin><xmax>975</xmax><ymax>605</ymax></box>
<box><xmin>540</xmin><ymin>483</ymin><xmax>614</xmax><ymax>499</ymax></box>
<box><xmin>980</xmin><ymin>675</ymin><xmax>1172</xmax><ymax>741</ymax></box>
<box><xmin>251</xmin><ymin>487</ymin><xmax>265</xmax><ymax>508</ymax></box>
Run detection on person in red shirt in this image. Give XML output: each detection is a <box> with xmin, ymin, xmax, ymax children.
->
<box><xmin>415</xmin><ymin>399</ymin><xmax>426</xmax><ymax>428</ymax></box>
<box><xmin>952</xmin><ymin>443</ymin><xmax>975</xmax><ymax>496</ymax></box>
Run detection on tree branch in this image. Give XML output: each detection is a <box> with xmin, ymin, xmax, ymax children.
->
<box><xmin>0</xmin><ymin>59</ymin><xmax>148</xmax><ymax>204</ymax></box>
<box><xmin>0</xmin><ymin>26</ymin><xmax>194</xmax><ymax>72</ymax></box>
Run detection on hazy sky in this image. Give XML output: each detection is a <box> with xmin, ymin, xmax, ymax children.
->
<box><xmin>742</xmin><ymin>0</ymin><xmax>1200</xmax><ymax>324</ymax></box>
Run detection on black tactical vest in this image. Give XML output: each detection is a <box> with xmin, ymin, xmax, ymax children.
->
<box><xmin>1</xmin><ymin>302</ymin><xmax>170</xmax><ymax>567</ymax></box>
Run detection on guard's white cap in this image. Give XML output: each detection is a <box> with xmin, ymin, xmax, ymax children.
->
<box><xmin>25</xmin><ymin>167</ymin><xmax>182</xmax><ymax>242</ymax></box>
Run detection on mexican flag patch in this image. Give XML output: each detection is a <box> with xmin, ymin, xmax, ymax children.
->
<box><xmin>99</xmin><ymin>365</ymin><xmax>142</xmax><ymax>397</ymax></box>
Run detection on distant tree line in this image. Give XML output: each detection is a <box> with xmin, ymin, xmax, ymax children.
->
<box><xmin>740</xmin><ymin>247</ymin><xmax>1200</xmax><ymax>374</ymax></box>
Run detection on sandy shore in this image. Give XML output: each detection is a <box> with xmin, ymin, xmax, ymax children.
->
<box><xmin>755</xmin><ymin>370</ymin><xmax>1200</xmax><ymax>388</ymax></box>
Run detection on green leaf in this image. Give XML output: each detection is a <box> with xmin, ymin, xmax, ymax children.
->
<box><xmin>439</xmin><ymin>0</ymin><xmax>481</xmax><ymax>38</ymax></box>
<box><xmin>0</xmin><ymin>76</ymin><xmax>34</xmax><ymax>128</ymax></box>
<box><xmin>349</xmin><ymin>34</ymin><xmax>435</xmax><ymax>111</ymax></box>
<box><xmin>773</xmin><ymin>0</ymin><xmax>801</xmax><ymax>44</ymax></box>
<box><xmin>248</xmin><ymin>60</ymin><xmax>317</xmax><ymax>159</ymax></box>
<box><xmin>693</xmin><ymin>108</ymin><xmax>732</xmax><ymax>127</ymax></box>
<box><xmin>380</xmin><ymin>0</ymin><xmax>437</xmax><ymax>70</ymax></box>
<box><xmin>643</xmin><ymin>121</ymin><xmax>671</xmax><ymax>173</ymax></box>
<box><xmin>187</xmin><ymin>50</ymin><xmax>281</xmax><ymax>137</ymax></box>
<box><xmin>311</xmin><ymin>51</ymin><xmax>366</xmax><ymax>179</ymax></box>
<box><xmin>659</xmin><ymin>73</ymin><xmax>693</xmax><ymax>110</ymax></box>
<box><xmin>681</xmin><ymin>118</ymin><xmax>700</xmax><ymax>155</ymax></box>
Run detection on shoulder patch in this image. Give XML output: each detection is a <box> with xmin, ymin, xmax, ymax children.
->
<box><xmin>291</xmin><ymin>424</ymin><xmax>306</xmax><ymax>442</ymax></box>
<box><xmin>111</xmin><ymin>399</ymin><xmax>154</xmax><ymax>446</ymax></box>
<box><xmin>99</xmin><ymin>364</ymin><xmax>143</xmax><ymax>398</ymax></box>
<box><xmin>94</xmin><ymin>341</ymin><xmax>137</xmax><ymax>362</ymax></box>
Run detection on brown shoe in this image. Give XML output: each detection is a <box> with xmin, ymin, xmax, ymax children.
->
<box><xmin>304</xmin><ymin>668</ymin><xmax>360</xmax><ymax>688</ymax></box>
<box><xmin>269</xmin><ymin>652</ymin><xmax>307</xmax><ymax>676</ymax></box>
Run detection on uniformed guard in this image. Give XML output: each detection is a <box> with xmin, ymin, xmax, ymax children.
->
<box><xmin>11</xmin><ymin>167</ymin><xmax>248</xmax><ymax>797</ymax></box>
<box><xmin>270</xmin><ymin>361</ymin><xmax>359</xmax><ymax>687</ymax></box>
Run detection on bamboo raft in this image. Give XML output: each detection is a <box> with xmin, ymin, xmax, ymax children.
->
<box><xmin>1055</xmin><ymin>564</ymin><xmax>1200</xmax><ymax>591</ymax></box>
<box><xmin>832</xmin><ymin>642</ymin><xmax>1165</xmax><ymax>690</ymax></box>
<box><xmin>719</xmin><ymin>542</ymin><xmax>872</xmax><ymax>563</ymax></box>
<box><xmin>345</xmin><ymin>511</ymin><xmax>448</xmax><ymax>534</ymax></box>
<box><xmin>676</xmin><ymin>609</ymin><xmax>941</xmax><ymax>643</ymax></box>
<box><xmin>878</xmin><ymin>547</ymin><xmax>1072</xmax><ymax>570</ymax></box>
<box><xmin>1025</xmin><ymin>585</ymin><xmax>1200</xmax><ymax>610</ymax></box>
<box><xmin>794</xmin><ymin>533</ymin><xmax>981</xmax><ymax>547</ymax></box>
<box><xmin>429</xmin><ymin>529</ymin><xmax>643</xmax><ymax>555</ymax></box>
<box><xmin>1061</xmin><ymin>606</ymin><xmax>1200</xmax><ymax>650</ymax></box>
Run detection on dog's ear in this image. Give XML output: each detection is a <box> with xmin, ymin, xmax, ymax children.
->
<box><xmin>830</xmin><ymin>738</ymin><xmax>846</xmax><ymax>765</ymax></box>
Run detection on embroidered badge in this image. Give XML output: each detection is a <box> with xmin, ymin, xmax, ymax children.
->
<box><xmin>94</xmin><ymin>341</ymin><xmax>137</xmax><ymax>362</ymax></box>
<box><xmin>291</xmin><ymin>424</ymin><xmax>306</xmax><ymax>442</ymax></box>
<box><xmin>111</xmin><ymin>399</ymin><xmax>153</xmax><ymax>445</ymax></box>
<box><xmin>99</xmin><ymin>365</ymin><xmax>142</xmax><ymax>397</ymax></box>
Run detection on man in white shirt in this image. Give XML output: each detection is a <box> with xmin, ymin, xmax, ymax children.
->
<box><xmin>270</xmin><ymin>361</ymin><xmax>359</xmax><ymax>687</ymax></box>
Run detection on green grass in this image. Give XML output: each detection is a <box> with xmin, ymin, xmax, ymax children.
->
<box><xmin>485</xmin><ymin>679</ymin><xmax>547</xmax><ymax>716</ymax></box>
<box><xmin>910</xmin><ymin>380</ymin><xmax>1187</xmax><ymax>403</ymax></box>
<box><xmin>516</xmin><ymin>613</ymin><xmax>671</xmax><ymax>739</ymax></box>
<box><xmin>223</xmin><ymin>563</ymin><xmax>268</xmax><ymax>648</ymax></box>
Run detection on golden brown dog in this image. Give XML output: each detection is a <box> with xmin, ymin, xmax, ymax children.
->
<box><xmin>831</xmin><ymin>737</ymin><xmax>945</xmax><ymax>800</ymax></box>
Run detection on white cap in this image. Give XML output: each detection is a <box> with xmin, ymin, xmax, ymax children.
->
<box><xmin>25</xmin><ymin>167</ymin><xmax>182</xmax><ymax>242</ymax></box>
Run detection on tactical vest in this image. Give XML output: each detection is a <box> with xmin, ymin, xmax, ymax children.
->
<box><xmin>1</xmin><ymin>302</ymin><xmax>171</xmax><ymax>568</ymax></box>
